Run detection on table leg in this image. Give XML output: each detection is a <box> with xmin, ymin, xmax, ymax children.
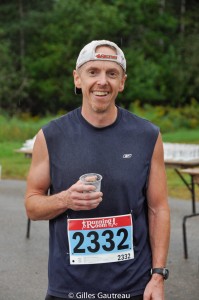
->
<box><xmin>175</xmin><ymin>169</ymin><xmax>196</xmax><ymax>214</ymax></box>
<box><xmin>191</xmin><ymin>176</ymin><xmax>196</xmax><ymax>214</ymax></box>
<box><xmin>182</xmin><ymin>213</ymin><xmax>199</xmax><ymax>259</ymax></box>
<box><xmin>26</xmin><ymin>218</ymin><xmax>31</xmax><ymax>239</ymax></box>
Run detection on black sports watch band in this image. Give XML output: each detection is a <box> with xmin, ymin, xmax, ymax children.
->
<box><xmin>151</xmin><ymin>268</ymin><xmax>169</xmax><ymax>280</ymax></box>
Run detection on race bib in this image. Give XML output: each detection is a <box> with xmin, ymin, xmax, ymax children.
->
<box><xmin>67</xmin><ymin>214</ymin><xmax>134</xmax><ymax>265</ymax></box>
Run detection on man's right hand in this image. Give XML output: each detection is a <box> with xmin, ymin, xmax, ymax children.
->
<box><xmin>57</xmin><ymin>180</ymin><xmax>103</xmax><ymax>211</ymax></box>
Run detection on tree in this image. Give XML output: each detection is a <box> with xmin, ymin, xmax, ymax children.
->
<box><xmin>0</xmin><ymin>0</ymin><xmax>198</xmax><ymax>115</ymax></box>
<box><xmin>0</xmin><ymin>30</ymin><xmax>19</xmax><ymax>112</ymax></box>
<box><xmin>0</xmin><ymin>0</ymin><xmax>55</xmax><ymax>114</ymax></box>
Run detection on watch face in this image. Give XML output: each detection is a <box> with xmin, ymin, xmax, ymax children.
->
<box><xmin>163</xmin><ymin>268</ymin><xmax>169</xmax><ymax>280</ymax></box>
<box><xmin>151</xmin><ymin>268</ymin><xmax>169</xmax><ymax>280</ymax></box>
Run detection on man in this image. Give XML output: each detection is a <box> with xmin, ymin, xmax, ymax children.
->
<box><xmin>25</xmin><ymin>40</ymin><xmax>170</xmax><ymax>300</ymax></box>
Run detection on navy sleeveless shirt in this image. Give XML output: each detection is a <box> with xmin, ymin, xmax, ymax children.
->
<box><xmin>42</xmin><ymin>106</ymin><xmax>159</xmax><ymax>298</ymax></box>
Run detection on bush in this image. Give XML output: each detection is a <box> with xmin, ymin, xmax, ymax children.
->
<box><xmin>0</xmin><ymin>101</ymin><xmax>199</xmax><ymax>143</ymax></box>
<box><xmin>129</xmin><ymin>100</ymin><xmax>199</xmax><ymax>133</ymax></box>
<box><xmin>0</xmin><ymin>112</ymin><xmax>60</xmax><ymax>142</ymax></box>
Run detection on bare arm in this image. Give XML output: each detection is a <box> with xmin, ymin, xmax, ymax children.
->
<box><xmin>25</xmin><ymin>130</ymin><xmax>103</xmax><ymax>221</ymax></box>
<box><xmin>144</xmin><ymin>133</ymin><xmax>170</xmax><ymax>300</ymax></box>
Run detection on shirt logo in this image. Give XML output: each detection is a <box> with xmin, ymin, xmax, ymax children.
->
<box><xmin>123</xmin><ymin>154</ymin><xmax>132</xmax><ymax>159</ymax></box>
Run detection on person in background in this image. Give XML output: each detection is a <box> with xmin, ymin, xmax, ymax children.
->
<box><xmin>25</xmin><ymin>40</ymin><xmax>170</xmax><ymax>300</ymax></box>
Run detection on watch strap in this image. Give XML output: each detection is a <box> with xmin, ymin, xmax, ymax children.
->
<box><xmin>151</xmin><ymin>268</ymin><xmax>169</xmax><ymax>280</ymax></box>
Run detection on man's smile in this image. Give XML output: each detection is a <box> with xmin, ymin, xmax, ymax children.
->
<box><xmin>92</xmin><ymin>91</ymin><xmax>109</xmax><ymax>96</ymax></box>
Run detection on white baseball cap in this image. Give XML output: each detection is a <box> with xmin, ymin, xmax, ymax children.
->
<box><xmin>75</xmin><ymin>40</ymin><xmax>126</xmax><ymax>94</ymax></box>
<box><xmin>76</xmin><ymin>40</ymin><xmax>126</xmax><ymax>72</ymax></box>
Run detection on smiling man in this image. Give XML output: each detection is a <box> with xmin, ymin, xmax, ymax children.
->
<box><xmin>73</xmin><ymin>42</ymin><xmax>127</xmax><ymax>126</ymax></box>
<box><xmin>25</xmin><ymin>40</ymin><xmax>170</xmax><ymax>300</ymax></box>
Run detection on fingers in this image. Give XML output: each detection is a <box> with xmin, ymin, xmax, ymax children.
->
<box><xmin>73</xmin><ymin>197</ymin><xmax>103</xmax><ymax>211</ymax></box>
<box><xmin>70</xmin><ymin>195</ymin><xmax>103</xmax><ymax>211</ymax></box>
<box><xmin>74</xmin><ymin>181</ymin><xmax>103</xmax><ymax>196</ymax></box>
<box><xmin>66</xmin><ymin>181</ymin><xmax>103</xmax><ymax>211</ymax></box>
<box><xmin>76</xmin><ymin>182</ymin><xmax>97</xmax><ymax>193</ymax></box>
<box><xmin>84</xmin><ymin>175</ymin><xmax>97</xmax><ymax>182</ymax></box>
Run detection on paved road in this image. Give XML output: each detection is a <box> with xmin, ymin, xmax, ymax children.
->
<box><xmin>0</xmin><ymin>180</ymin><xmax>199</xmax><ymax>300</ymax></box>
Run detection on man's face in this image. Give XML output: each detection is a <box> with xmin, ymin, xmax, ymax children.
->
<box><xmin>73</xmin><ymin>46</ymin><xmax>126</xmax><ymax>114</ymax></box>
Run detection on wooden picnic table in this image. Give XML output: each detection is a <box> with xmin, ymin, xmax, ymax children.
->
<box><xmin>164</xmin><ymin>155</ymin><xmax>199</xmax><ymax>259</ymax></box>
<box><xmin>177</xmin><ymin>167</ymin><xmax>199</xmax><ymax>259</ymax></box>
<box><xmin>15</xmin><ymin>148</ymin><xmax>33</xmax><ymax>158</ymax></box>
<box><xmin>180</xmin><ymin>167</ymin><xmax>199</xmax><ymax>182</ymax></box>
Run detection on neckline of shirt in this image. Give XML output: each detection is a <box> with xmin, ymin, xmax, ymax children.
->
<box><xmin>76</xmin><ymin>106</ymin><xmax>122</xmax><ymax>131</ymax></box>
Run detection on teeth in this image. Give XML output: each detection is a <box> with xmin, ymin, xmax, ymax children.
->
<box><xmin>93</xmin><ymin>91</ymin><xmax>108</xmax><ymax>96</ymax></box>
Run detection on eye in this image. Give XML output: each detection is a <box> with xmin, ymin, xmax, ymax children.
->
<box><xmin>88</xmin><ymin>69</ymin><xmax>97</xmax><ymax>76</ymax></box>
<box><xmin>108</xmin><ymin>71</ymin><xmax>118</xmax><ymax>78</ymax></box>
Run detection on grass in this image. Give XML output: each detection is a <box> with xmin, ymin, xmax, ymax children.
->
<box><xmin>162</xmin><ymin>128</ymin><xmax>199</xmax><ymax>201</ymax></box>
<box><xmin>165</xmin><ymin>169</ymin><xmax>197</xmax><ymax>200</ymax></box>
<box><xmin>0</xmin><ymin>141</ymin><xmax>31</xmax><ymax>180</ymax></box>
<box><xmin>0</xmin><ymin>111</ymin><xmax>198</xmax><ymax>201</ymax></box>
<box><xmin>163</xmin><ymin>128</ymin><xmax>199</xmax><ymax>144</ymax></box>
<box><xmin>0</xmin><ymin>113</ymin><xmax>56</xmax><ymax>142</ymax></box>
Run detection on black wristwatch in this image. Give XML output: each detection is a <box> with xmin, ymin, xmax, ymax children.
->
<box><xmin>151</xmin><ymin>268</ymin><xmax>169</xmax><ymax>280</ymax></box>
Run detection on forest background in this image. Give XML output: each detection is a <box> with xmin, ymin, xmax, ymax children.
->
<box><xmin>0</xmin><ymin>0</ymin><xmax>199</xmax><ymax>199</ymax></box>
<box><xmin>0</xmin><ymin>0</ymin><xmax>199</xmax><ymax>115</ymax></box>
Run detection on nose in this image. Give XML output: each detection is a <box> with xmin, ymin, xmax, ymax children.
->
<box><xmin>97</xmin><ymin>72</ymin><xmax>108</xmax><ymax>86</ymax></box>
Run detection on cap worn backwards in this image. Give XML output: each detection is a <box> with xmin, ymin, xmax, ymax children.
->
<box><xmin>76</xmin><ymin>40</ymin><xmax>126</xmax><ymax>72</ymax></box>
<box><xmin>75</xmin><ymin>40</ymin><xmax>126</xmax><ymax>95</ymax></box>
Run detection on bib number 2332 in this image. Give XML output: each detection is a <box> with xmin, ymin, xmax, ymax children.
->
<box><xmin>67</xmin><ymin>214</ymin><xmax>134</xmax><ymax>265</ymax></box>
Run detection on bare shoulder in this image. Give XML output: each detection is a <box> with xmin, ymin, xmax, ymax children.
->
<box><xmin>32</xmin><ymin>129</ymin><xmax>48</xmax><ymax>161</ymax></box>
<box><xmin>150</xmin><ymin>132</ymin><xmax>165</xmax><ymax>180</ymax></box>
<box><xmin>26</xmin><ymin>129</ymin><xmax>50</xmax><ymax>195</ymax></box>
<box><xmin>147</xmin><ymin>132</ymin><xmax>168</xmax><ymax>207</ymax></box>
<box><xmin>152</xmin><ymin>132</ymin><xmax>164</xmax><ymax>161</ymax></box>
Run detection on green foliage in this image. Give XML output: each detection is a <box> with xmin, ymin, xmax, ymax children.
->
<box><xmin>0</xmin><ymin>101</ymin><xmax>198</xmax><ymax>144</ymax></box>
<box><xmin>163</xmin><ymin>128</ymin><xmax>199</xmax><ymax>144</ymax></box>
<box><xmin>0</xmin><ymin>30</ymin><xmax>19</xmax><ymax>111</ymax></box>
<box><xmin>0</xmin><ymin>0</ymin><xmax>199</xmax><ymax>114</ymax></box>
<box><xmin>0</xmin><ymin>112</ymin><xmax>60</xmax><ymax>142</ymax></box>
<box><xmin>0</xmin><ymin>141</ymin><xmax>31</xmax><ymax>179</ymax></box>
<box><xmin>0</xmin><ymin>104</ymin><xmax>198</xmax><ymax>200</ymax></box>
<box><xmin>129</xmin><ymin>100</ymin><xmax>199</xmax><ymax>133</ymax></box>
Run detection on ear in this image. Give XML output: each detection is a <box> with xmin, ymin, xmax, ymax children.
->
<box><xmin>73</xmin><ymin>70</ymin><xmax>82</xmax><ymax>88</ymax></box>
<box><xmin>119</xmin><ymin>74</ymin><xmax>127</xmax><ymax>92</ymax></box>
